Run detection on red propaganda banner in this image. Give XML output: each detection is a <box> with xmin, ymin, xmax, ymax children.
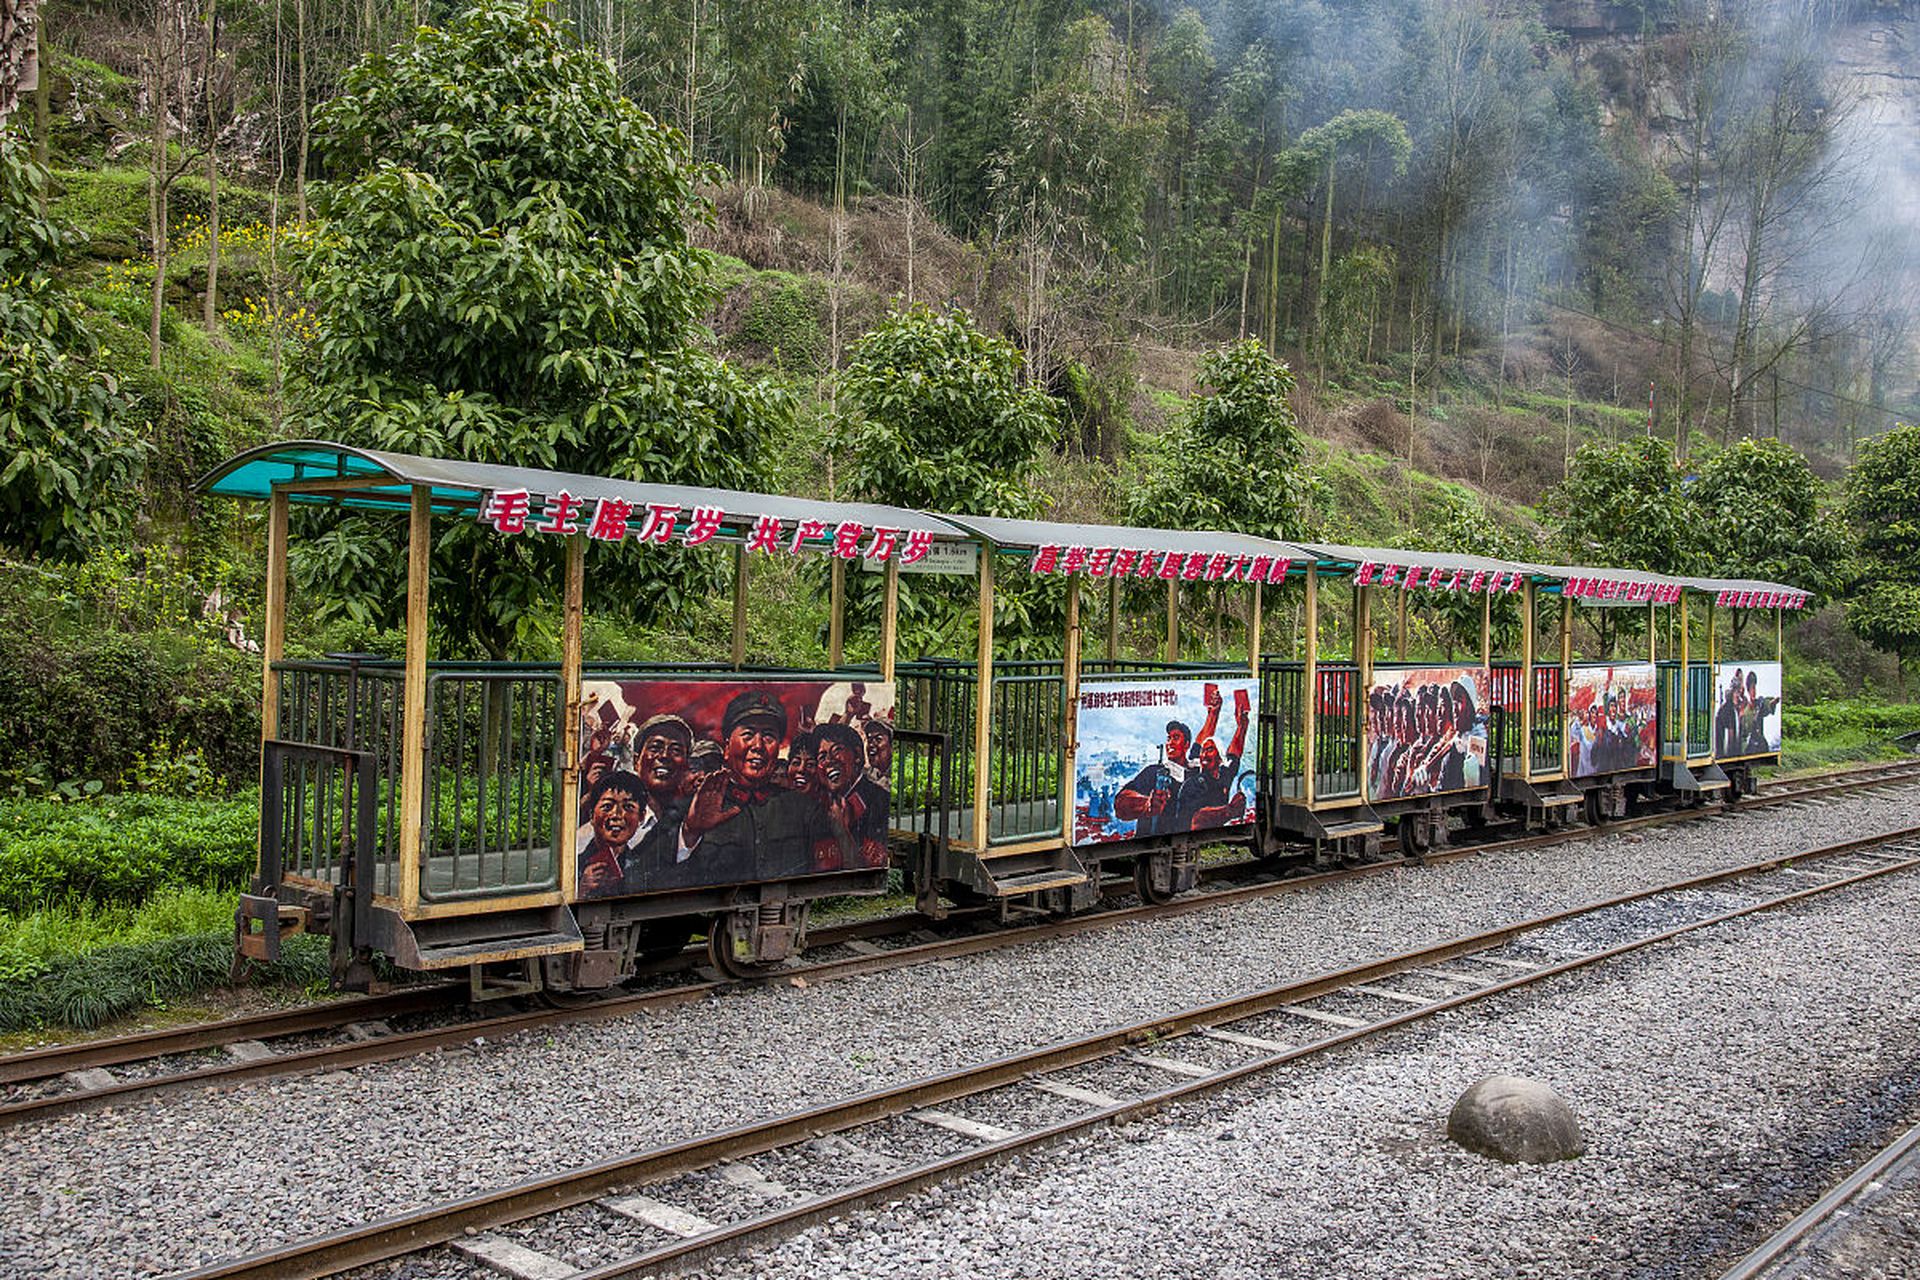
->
<box><xmin>477</xmin><ymin>489</ymin><xmax>942</xmax><ymax>567</ymax></box>
<box><xmin>574</xmin><ymin>678</ymin><xmax>895</xmax><ymax>900</ymax></box>
<box><xmin>1356</xmin><ymin>563</ymin><xmax>1525</xmax><ymax>595</ymax></box>
<box><xmin>1030</xmin><ymin>546</ymin><xmax>1293</xmax><ymax>584</ymax></box>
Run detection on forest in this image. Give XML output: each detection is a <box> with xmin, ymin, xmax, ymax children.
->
<box><xmin>1</xmin><ymin>0</ymin><xmax>1919</xmax><ymax>1027</ymax></box>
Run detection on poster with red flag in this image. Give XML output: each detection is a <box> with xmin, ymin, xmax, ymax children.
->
<box><xmin>1565</xmin><ymin>663</ymin><xmax>1658</xmax><ymax>777</ymax></box>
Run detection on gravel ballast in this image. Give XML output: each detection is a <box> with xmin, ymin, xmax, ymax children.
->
<box><xmin>690</xmin><ymin>868</ymin><xmax>1920</xmax><ymax>1280</ymax></box>
<box><xmin>2</xmin><ymin>785</ymin><xmax>1918</xmax><ymax>1278</ymax></box>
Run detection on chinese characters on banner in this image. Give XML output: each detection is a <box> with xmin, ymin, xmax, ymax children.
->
<box><xmin>476</xmin><ymin>489</ymin><xmax>938</xmax><ymax>566</ymax></box>
<box><xmin>1560</xmin><ymin>576</ymin><xmax>1683</xmax><ymax>604</ymax></box>
<box><xmin>1711</xmin><ymin>589</ymin><xmax>1807</xmax><ymax>610</ymax></box>
<box><xmin>1029</xmin><ymin>547</ymin><xmax>1295</xmax><ymax>583</ymax></box>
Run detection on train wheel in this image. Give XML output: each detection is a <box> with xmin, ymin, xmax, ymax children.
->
<box><xmin>1134</xmin><ymin>851</ymin><xmax>1176</xmax><ymax>905</ymax></box>
<box><xmin>1584</xmin><ymin>789</ymin><xmax>1606</xmax><ymax>827</ymax></box>
<box><xmin>1402</xmin><ymin>814</ymin><xmax>1432</xmax><ymax>857</ymax></box>
<box><xmin>706</xmin><ymin>911</ymin><xmax>788</xmax><ymax>981</ymax></box>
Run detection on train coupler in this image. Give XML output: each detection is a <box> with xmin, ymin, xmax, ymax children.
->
<box><xmin>234</xmin><ymin>892</ymin><xmax>307</xmax><ymax>966</ymax></box>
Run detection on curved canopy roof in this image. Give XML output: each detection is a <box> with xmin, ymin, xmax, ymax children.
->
<box><xmin>196</xmin><ymin>443</ymin><xmax>1808</xmax><ymax>603</ymax></box>
<box><xmin>197</xmin><ymin>441</ymin><xmax>974</xmax><ymax>543</ymax></box>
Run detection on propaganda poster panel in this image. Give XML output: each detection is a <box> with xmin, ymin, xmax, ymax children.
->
<box><xmin>1566</xmin><ymin>663</ymin><xmax>1659</xmax><ymax>777</ymax></box>
<box><xmin>1713</xmin><ymin>660</ymin><xmax>1783</xmax><ymax>760</ymax></box>
<box><xmin>1073</xmin><ymin>677</ymin><xmax>1259</xmax><ymax>847</ymax></box>
<box><xmin>1365</xmin><ymin>666</ymin><xmax>1491</xmax><ymax>803</ymax></box>
<box><xmin>575</xmin><ymin>678</ymin><xmax>893</xmax><ymax>899</ymax></box>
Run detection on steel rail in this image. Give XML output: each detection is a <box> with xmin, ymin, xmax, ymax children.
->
<box><xmin>6</xmin><ymin>761</ymin><xmax>1918</xmax><ymax>1124</ymax></box>
<box><xmin>165</xmin><ymin>824</ymin><xmax>1920</xmax><ymax>1280</ymax></box>
<box><xmin>0</xmin><ymin>985</ymin><xmax>461</xmax><ymax>1085</ymax></box>
<box><xmin>1715</xmin><ymin>1115</ymin><xmax>1920</xmax><ymax>1280</ymax></box>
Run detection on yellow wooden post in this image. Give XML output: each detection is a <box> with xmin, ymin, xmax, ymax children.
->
<box><xmin>971</xmin><ymin>550</ymin><xmax>995</xmax><ymax>850</ymax></box>
<box><xmin>559</xmin><ymin>536</ymin><xmax>584</xmax><ymax>902</ymax></box>
<box><xmin>1302</xmin><ymin>568</ymin><xmax>1318</xmax><ymax>805</ymax></box>
<box><xmin>1678</xmin><ymin>592</ymin><xmax>1691</xmax><ymax>757</ymax></box>
<box><xmin>879</xmin><ymin>557</ymin><xmax>900</xmax><ymax>683</ymax></box>
<box><xmin>398</xmin><ymin>487</ymin><xmax>432</xmax><ymax>913</ymax></box>
<box><xmin>1519</xmin><ymin>580</ymin><xmax>1536</xmax><ymax>780</ymax></box>
<box><xmin>1707</xmin><ymin>599</ymin><xmax>1718</xmax><ymax>667</ymax></box>
<box><xmin>1355</xmin><ymin>584</ymin><xmax>1373</xmax><ymax>687</ymax></box>
<box><xmin>1480</xmin><ymin>590</ymin><xmax>1491</xmax><ymax>668</ymax></box>
<box><xmin>1248</xmin><ymin>580</ymin><xmax>1263</xmax><ymax>677</ymax></box>
<box><xmin>1060</xmin><ymin>574</ymin><xmax>1081</xmax><ymax>845</ymax></box>
<box><xmin>730</xmin><ymin>544</ymin><xmax>748</xmax><ymax>669</ymax></box>
<box><xmin>1165</xmin><ymin>579</ymin><xmax>1179</xmax><ymax>662</ymax></box>
<box><xmin>1104</xmin><ymin>574</ymin><xmax>1119</xmax><ymax>661</ymax></box>
<box><xmin>260</xmin><ymin>490</ymin><xmax>289</xmax><ymax>744</ymax></box>
<box><xmin>1775</xmin><ymin>605</ymin><xmax>1783</xmax><ymax>663</ymax></box>
<box><xmin>1648</xmin><ymin>601</ymin><xmax>1657</xmax><ymax>664</ymax></box>
<box><xmin>256</xmin><ymin>490</ymin><xmax>289</xmax><ymax>882</ymax></box>
<box><xmin>828</xmin><ymin>558</ymin><xmax>845</xmax><ymax>668</ymax></box>
<box><xmin>1395</xmin><ymin>587</ymin><xmax>1408</xmax><ymax>660</ymax></box>
<box><xmin>1558</xmin><ymin>590</ymin><xmax>1573</xmax><ymax>777</ymax></box>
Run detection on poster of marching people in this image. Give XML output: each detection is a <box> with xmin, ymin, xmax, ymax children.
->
<box><xmin>1072</xmin><ymin>678</ymin><xmax>1260</xmax><ymax>847</ymax></box>
<box><xmin>1365</xmin><ymin>667</ymin><xmax>1491</xmax><ymax>803</ymax></box>
<box><xmin>574</xmin><ymin>678</ymin><xmax>894</xmax><ymax>899</ymax></box>
<box><xmin>1566</xmin><ymin>664</ymin><xmax>1659</xmax><ymax>777</ymax></box>
<box><xmin>1714</xmin><ymin>661</ymin><xmax>1783</xmax><ymax>760</ymax></box>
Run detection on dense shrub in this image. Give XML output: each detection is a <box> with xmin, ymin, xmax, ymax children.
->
<box><xmin>0</xmin><ymin>794</ymin><xmax>258</xmax><ymax>912</ymax></box>
<box><xmin>0</xmin><ymin>552</ymin><xmax>262</xmax><ymax>790</ymax></box>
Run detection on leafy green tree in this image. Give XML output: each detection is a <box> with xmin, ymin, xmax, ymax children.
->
<box><xmin>1688</xmin><ymin>438</ymin><xmax>1848</xmax><ymax>635</ymax></box>
<box><xmin>1844</xmin><ymin>425</ymin><xmax>1920</xmax><ymax>680</ymax></box>
<box><xmin>1403</xmin><ymin>492</ymin><xmax>1525</xmax><ymax>660</ymax></box>
<box><xmin>0</xmin><ymin>133</ymin><xmax>143</xmax><ymax>559</ymax></box>
<box><xmin>1545</xmin><ymin>437</ymin><xmax>1700</xmax><ymax>576</ymax></box>
<box><xmin>1127</xmin><ymin>340</ymin><xmax>1310</xmax><ymax>541</ymax></box>
<box><xmin>840</xmin><ymin>303</ymin><xmax>1057</xmax><ymax>518</ymax></box>
<box><xmin>839</xmin><ymin>303</ymin><xmax>1058</xmax><ymax>655</ymax></box>
<box><xmin>296</xmin><ymin>0</ymin><xmax>790</xmax><ymax>658</ymax></box>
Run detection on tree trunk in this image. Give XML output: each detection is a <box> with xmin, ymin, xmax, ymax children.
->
<box><xmin>148</xmin><ymin>0</ymin><xmax>169</xmax><ymax>371</ymax></box>
<box><xmin>1315</xmin><ymin>149</ymin><xmax>1335</xmax><ymax>382</ymax></box>
<box><xmin>295</xmin><ymin>0</ymin><xmax>308</xmax><ymax>223</ymax></box>
<box><xmin>202</xmin><ymin>0</ymin><xmax>219</xmax><ymax>330</ymax></box>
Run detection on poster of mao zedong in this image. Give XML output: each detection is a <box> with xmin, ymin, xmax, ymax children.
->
<box><xmin>575</xmin><ymin>678</ymin><xmax>894</xmax><ymax>898</ymax></box>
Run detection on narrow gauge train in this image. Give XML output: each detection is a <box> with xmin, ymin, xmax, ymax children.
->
<box><xmin>201</xmin><ymin>443</ymin><xmax>1807</xmax><ymax>991</ymax></box>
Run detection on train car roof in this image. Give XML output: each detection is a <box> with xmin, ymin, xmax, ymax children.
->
<box><xmin>197</xmin><ymin>440</ymin><xmax>975</xmax><ymax>541</ymax></box>
<box><xmin>935</xmin><ymin>513</ymin><xmax>1314</xmax><ymax>569</ymax></box>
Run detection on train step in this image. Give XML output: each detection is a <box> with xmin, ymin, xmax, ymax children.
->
<box><xmin>371</xmin><ymin>903</ymin><xmax>584</xmax><ymax>971</ymax></box>
<box><xmin>1318</xmin><ymin>819</ymin><xmax>1385</xmax><ymax>839</ymax></box>
<box><xmin>942</xmin><ymin>843</ymin><xmax>1090</xmax><ymax>900</ymax></box>
<box><xmin>984</xmin><ymin>868</ymin><xmax>1092</xmax><ymax>896</ymax></box>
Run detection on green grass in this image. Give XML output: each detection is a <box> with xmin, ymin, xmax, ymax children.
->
<box><xmin>0</xmin><ymin>883</ymin><xmax>239</xmax><ymax>982</ymax></box>
<box><xmin>1779</xmin><ymin>698</ymin><xmax>1920</xmax><ymax>772</ymax></box>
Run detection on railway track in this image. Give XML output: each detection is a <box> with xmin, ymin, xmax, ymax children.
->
<box><xmin>1714</xmin><ymin>1113</ymin><xmax>1920</xmax><ymax>1280</ymax></box>
<box><xmin>4</xmin><ymin>757</ymin><xmax>1918</xmax><ymax>1128</ymax></box>
<box><xmin>166</xmin><ymin>823</ymin><xmax>1920</xmax><ymax>1280</ymax></box>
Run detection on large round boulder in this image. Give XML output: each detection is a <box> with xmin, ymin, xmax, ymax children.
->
<box><xmin>1447</xmin><ymin>1075</ymin><xmax>1586</xmax><ymax>1164</ymax></box>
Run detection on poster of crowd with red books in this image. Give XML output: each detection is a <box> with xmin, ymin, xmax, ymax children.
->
<box><xmin>1565</xmin><ymin>664</ymin><xmax>1659</xmax><ymax>777</ymax></box>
